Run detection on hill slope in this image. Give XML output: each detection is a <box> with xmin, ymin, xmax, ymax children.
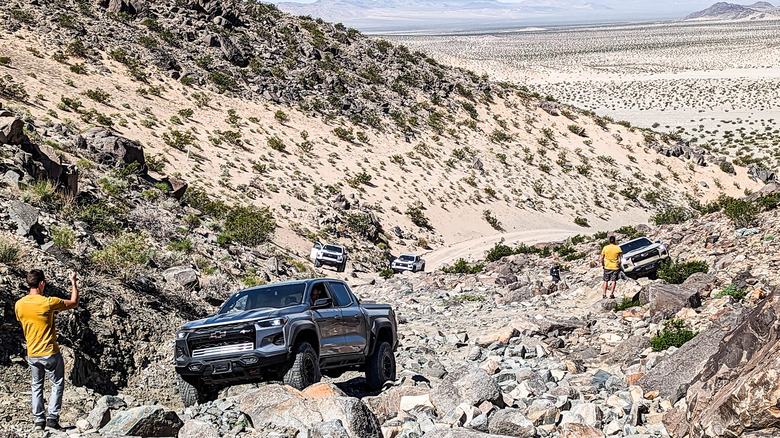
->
<box><xmin>685</xmin><ymin>1</ymin><xmax>780</xmax><ymax>20</ymax></box>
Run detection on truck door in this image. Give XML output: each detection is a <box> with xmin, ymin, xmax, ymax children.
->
<box><xmin>328</xmin><ymin>281</ymin><xmax>368</xmax><ymax>355</ymax></box>
<box><xmin>309</xmin><ymin>282</ymin><xmax>343</xmax><ymax>358</ymax></box>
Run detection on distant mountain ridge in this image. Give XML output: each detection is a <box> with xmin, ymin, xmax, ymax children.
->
<box><xmin>685</xmin><ymin>1</ymin><xmax>780</xmax><ymax>20</ymax></box>
<box><xmin>275</xmin><ymin>0</ymin><xmax>614</xmax><ymax>32</ymax></box>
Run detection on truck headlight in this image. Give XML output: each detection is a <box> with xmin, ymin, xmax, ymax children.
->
<box><xmin>176</xmin><ymin>332</ymin><xmax>187</xmax><ymax>339</ymax></box>
<box><xmin>259</xmin><ymin>317</ymin><xmax>288</xmax><ymax>327</ymax></box>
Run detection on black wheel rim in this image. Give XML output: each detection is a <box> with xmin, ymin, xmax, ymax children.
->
<box><xmin>382</xmin><ymin>353</ymin><xmax>393</xmax><ymax>380</ymax></box>
<box><xmin>303</xmin><ymin>355</ymin><xmax>317</xmax><ymax>384</ymax></box>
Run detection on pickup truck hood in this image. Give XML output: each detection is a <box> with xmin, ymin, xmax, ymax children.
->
<box><xmin>623</xmin><ymin>242</ymin><xmax>664</xmax><ymax>258</ymax></box>
<box><xmin>181</xmin><ymin>307</ymin><xmax>293</xmax><ymax>330</ymax></box>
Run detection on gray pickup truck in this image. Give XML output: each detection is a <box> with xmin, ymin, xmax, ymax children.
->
<box><xmin>174</xmin><ymin>279</ymin><xmax>398</xmax><ymax>406</ymax></box>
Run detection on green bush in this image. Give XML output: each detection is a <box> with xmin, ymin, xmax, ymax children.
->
<box><xmin>50</xmin><ymin>226</ymin><xmax>76</xmax><ymax>251</ymax></box>
<box><xmin>77</xmin><ymin>200</ymin><xmax>127</xmax><ymax>235</ymax></box>
<box><xmin>714</xmin><ymin>284</ymin><xmax>747</xmax><ymax>301</ymax></box>
<box><xmin>574</xmin><ymin>217</ymin><xmax>589</xmax><ymax>227</ymax></box>
<box><xmin>332</xmin><ymin>127</ymin><xmax>355</xmax><ymax>142</ymax></box>
<box><xmin>220</xmin><ymin>206</ymin><xmax>276</xmax><ymax>246</ymax></box>
<box><xmin>0</xmin><ymin>238</ymin><xmax>20</xmax><ymax>264</ymax></box>
<box><xmin>756</xmin><ymin>193</ymin><xmax>780</xmax><ymax>211</ymax></box>
<box><xmin>90</xmin><ymin>233</ymin><xmax>151</xmax><ymax>280</ymax></box>
<box><xmin>650</xmin><ymin>318</ymin><xmax>698</xmax><ymax>351</ymax></box>
<box><xmin>723</xmin><ymin>199</ymin><xmax>759</xmax><ymax>228</ymax></box>
<box><xmin>615</xmin><ymin>226</ymin><xmax>645</xmax><ymax>240</ymax></box>
<box><xmin>613</xmin><ymin>296</ymin><xmax>640</xmax><ymax>312</ymax></box>
<box><xmin>650</xmin><ymin>206</ymin><xmax>690</xmax><ymax>225</ymax></box>
<box><xmin>168</xmin><ymin>238</ymin><xmax>193</xmax><ymax>253</ymax></box>
<box><xmin>267</xmin><ymin>136</ymin><xmax>286</xmax><ymax>152</ymax></box>
<box><xmin>208</xmin><ymin>71</ymin><xmax>237</xmax><ymax>93</ymax></box>
<box><xmin>406</xmin><ymin>206</ymin><xmax>430</xmax><ymax>229</ymax></box>
<box><xmin>83</xmin><ymin>88</ymin><xmax>111</xmax><ymax>104</ymax></box>
<box><xmin>657</xmin><ymin>258</ymin><xmax>709</xmax><ymax>284</ymax></box>
<box><xmin>441</xmin><ymin>258</ymin><xmax>484</xmax><ymax>274</ymax></box>
<box><xmin>485</xmin><ymin>240</ymin><xmax>514</xmax><ymax>262</ymax></box>
<box><xmin>379</xmin><ymin>268</ymin><xmax>394</xmax><ymax>279</ymax></box>
<box><xmin>182</xmin><ymin>187</ymin><xmax>230</xmax><ymax>219</ymax></box>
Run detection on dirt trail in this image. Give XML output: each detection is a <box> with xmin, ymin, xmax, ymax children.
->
<box><xmin>423</xmin><ymin>229</ymin><xmax>579</xmax><ymax>270</ymax></box>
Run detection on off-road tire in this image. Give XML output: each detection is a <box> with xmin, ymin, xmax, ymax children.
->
<box><xmin>283</xmin><ymin>342</ymin><xmax>321</xmax><ymax>390</ymax></box>
<box><xmin>337</xmin><ymin>258</ymin><xmax>347</xmax><ymax>273</ymax></box>
<box><xmin>178</xmin><ymin>375</ymin><xmax>216</xmax><ymax>407</ymax></box>
<box><xmin>420</xmin><ymin>262</ymin><xmax>426</xmax><ymax>272</ymax></box>
<box><xmin>314</xmin><ymin>259</ymin><xmax>321</xmax><ymax>267</ymax></box>
<box><xmin>366</xmin><ymin>341</ymin><xmax>395</xmax><ymax>391</ymax></box>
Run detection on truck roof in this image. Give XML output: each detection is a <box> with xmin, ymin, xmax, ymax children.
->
<box><xmin>241</xmin><ymin>278</ymin><xmax>346</xmax><ymax>292</ymax></box>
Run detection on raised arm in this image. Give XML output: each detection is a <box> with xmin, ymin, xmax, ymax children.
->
<box><xmin>63</xmin><ymin>271</ymin><xmax>79</xmax><ymax>310</ymax></box>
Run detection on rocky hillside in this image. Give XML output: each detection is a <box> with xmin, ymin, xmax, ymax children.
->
<box><xmin>685</xmin><ymin>1</ymin><xmax>780</xmax><ymax>20</ymax></box>
<box><xmin>0</xmin><ymin>0</ymin><xmax>760</xmax><ymax>270</ymax></box>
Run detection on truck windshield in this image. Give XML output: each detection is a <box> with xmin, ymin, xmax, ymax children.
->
<box><xmin>323</xmin><ymin>245</ymin><xmax>343</xmax><ymax>253</ymax></box>
<box><xmin>620</xmin><ymin>238</ymin><xmax>653</xmax><ymax>253</ymax></box>
<box><xmin>398</xmin><ymin>255</ymin><xmax>415</xmax><ymax>261</ymax></box>
<box><xmin>219</xmin><ymin>284</ymin><xmax>305</xmax><ymax>314</ymax></box>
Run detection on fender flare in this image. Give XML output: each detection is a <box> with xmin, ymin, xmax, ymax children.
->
<box><xmin>367</xmin><ymin>318</ymin><xmax>395</xmax><ymax>356</ymax></box>
<box><xmin>287</xmin><ymin>320</ymin><xmax>320</xmax><ymax>353</ymax></box>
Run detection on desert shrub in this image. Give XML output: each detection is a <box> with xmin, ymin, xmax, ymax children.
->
<box><xmin>22</xmin><ymin>180</ymin><xmax>60</xmax><ymax>206</ymax></box>
<box><xmin>714</xmin><ymin>284</ymin><xmax>748</xmax><ymax>301</ymax></box>
<box><xmin>83</xmin><ymin>88</ymin><xmax>111</xmax><ymax>104</ymax></box>
<box><xmin>756</xmin><ymin>192</ymin><xmax>780</xmax><ymax>211</ymax></box>
<box><xmin>574</xmin><ymin>217</ymin><xmax>589</xmax><ymax>227</ymax></box>
<box><xmin>267</xmin><ymin>136</ymin><xmax>286</xmax><ymax>152</ymax></box>
<box><xmin>77</xmin><ymin>200</ymin><xmax>127</xmax><ymax>235</ymax></box>
<box><xmin>220</xmin><ymin>206</ymin><xmax>276</xmax><ymax>246</ymax></box>
<box><xmin>0</xmin><ymin>74</ymin><xmax>29</xmax><ymax>101</ymax></box>
<box><xmin>182</xmin><ymin>187</ymin><xmax>230</xmax><ymax>219</ymax></box>
<box><xmin>50</xmin><ymin>226</ymin><xmax>76</xmax><ymax>251</ymax></box>
<box><xmin>208</xmin><ymin>71</ymin><xmax>237</xmax><ymax>93</ymax></box>
<box><xmin>144</xmin><ymin>153</ymin><xmax>166</xmax><ymax>173</ymax></box>
<box><xmin>650</xmin><ymin>318</ymin><xmax>698</xmax><ymax>352</ymax></box>
<box><xmin>723</xmin><ymin>199</ymin><xmax>759</xmax><ymax>228</ymax></box>
<box><xmin>0</xmin><ymin>238</ymin><xmax>20</xmax><ymax>264</ymax></box>
<box><xmin>344</xmin><ymin>212</ymin><xmax>374</xmax><ymax>239</ymax></box>
<box><xmin>332</xmin><ymin>127</ymin><xmax>355</xmax><ymax>142</ymax></box>
<box><xmin>161</xmin><ymin>129</ymin><xmax>196</xmax><ymax>151</ymax></box>
<box><xmin>650</xmin><ymin>206</ymin><xmax>691</xmax><ymax>225</ymax></box>
<box><xmin>90</xmin><ymin>232</ymin><xmax>151</xmax><ymax>280</ymax></box>
<box><xmin>183</xmin><ymin>214</ymin><xmax>201</xmax><ymax>231</ymax></box>
<box><xmin>441</xmin><ymin>258</ymin><xmax>484</xmax><ymax>274</ymax></box>
<box><xmin>406</xmin><ymin>206</ymin><xmax>430</xmax><ymax>229</ymax></box>
<box><xmin>614</xmin><ymin>226</ymin><xmax>645</xmax><ymax>240</ymax></box>
<box><xmin>483</xmin><ymin>210</ymin><xmax>503</xmax><ymax>231</ymax></box>
<box><xmin>657</xmin><ymin>258</ymin><xmax>708</xmax><ymax>284</ymax></box>
<box><xmin>613</xmin><ymin>296</ymin><xmax>640</xmax><ymax>312</ymax></box>
<box><xmin>346</xmin><ymin>172</ymin><xmax>371</xmax><ymax>188</ymax></box>
<box><xmin>274</xmin><ymin>110</ymin><xmax>289</xmax><ymax>123</ymax></box>
<box><xmin>168</xmin><ymin>238</ymin><xmax>193</xmax><ymax>253</ymax></box>
<box><xmin>379</xmin><ymin>268</ymin><xmax>394</xmax><ymax>279</ymax></box>
<box><xmin>485</xmin><ymin>240</ymin><xmax>514</xmax><ymax>262</ymax></box>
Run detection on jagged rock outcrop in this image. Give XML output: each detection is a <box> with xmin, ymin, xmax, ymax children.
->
<box><xmin>668</xmin><ymin>287</ymin><xmax>780</xmax><ymax>437</ymax></box>
<box><xmin>75</xmin><ymin>127</ymin><xmax>146</xmax><ymax>169</ymax></box>
<box><xmin>99</xmin><ymin>405</ymin><xmax>182</xmax><ymax>437</ymax></box>
<box><xmin>638</xmin><ymin>283</ymin><xmax>702</xmax><ymax>323</ymax></box>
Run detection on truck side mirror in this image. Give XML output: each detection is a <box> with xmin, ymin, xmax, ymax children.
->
<box><xmin>312</xmin><ymin>298</ymin><xmax>332</xmax><ymax>309</ymax></box>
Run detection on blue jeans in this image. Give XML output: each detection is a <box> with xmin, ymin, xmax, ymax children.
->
<box><xmin>28</xmin><ymin>353</ymin><xmax>64</xmax><ymax>422</ymax></box>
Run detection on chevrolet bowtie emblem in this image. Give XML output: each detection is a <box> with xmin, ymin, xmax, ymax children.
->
<box><xmin>209</xmin><ymin>331</ymin><xmax>226</xmax><ymax>339</ymax></box>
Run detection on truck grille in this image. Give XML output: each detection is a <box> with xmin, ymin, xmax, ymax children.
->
<box><xmin>192</xmin><ymin>342</ymin><xmax>254</xmax><ymax>358</ymax></box>
<box><xmin>187</xmin><ymin>324</ymin><xmax>255</xmax><ymax>359</ymax></box>
<box><xmin>632</xmin><ymin>248</ymin><xmax>659</xmax><ymax>263</ymax></box>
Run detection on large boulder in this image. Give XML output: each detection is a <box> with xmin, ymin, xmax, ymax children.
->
<box><xmin>86</xmin><ymin>395</ymin><xmax>127</xmax><ymax>429</ymax></box>
<box><xmin>638</xmin><ymin>283</ymin><xmax>701</xmax><ymax>323</ymax></box>
<box><xmin>8</xmin><ymin>200</ymin><xmax>43</xmax><ymax>239</ymax></box>
<box><xmin>75</xmin><ymin>127</ymin><xmax>145</xmax><ymax>169</ymax></box>
<box><xmin>0</xmin><ymin>114</ymin><xmax>27</xmax><ymax>144</ymax></box>
<box><xmin>423</xmin><ymin>430</ymin><xmax>517</xmax><ymax>438</ymax></box>
<box><xmin>668</xmin><ymin>287</ymin><xmax>780</xmax><ymax>437</ymax></box>
<box><xmin>487</xmin><ymin>408</ymin><xmax>536</xmax><ymax>437</ymax></box>
<box><xmin>430</xmin><ymin>366</ymin><xmax>502</xmax><ymax>417</ymax></box>
<box><xmin>748</xmin><ymin>164</ymin><xmax>777</xmax><ymax>184</ymax></box>
<box><xmin>163</xmin><ymin>266</ymin><xmax>199</xmax><ymax>289</ymax></box>
<box><xmin>637</xmin><ymin>307</ymin><xmax>747</xmax><ymax>401</ymax></box>
<box><xmin>238</xmin><ymin>384</ymin><xmax>381</xmax><ymax>438</ymax></box>
<box><xmin>178</xmin><ymin>420</ymin><xmax>219</xmax><ymax>438</ymax></box>
<box><xmin>99</xmin><ymin>406</ymin><xmax>182</xmax><ymax>437</ymax></box>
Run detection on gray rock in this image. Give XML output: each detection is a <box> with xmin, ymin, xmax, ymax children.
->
<box><xmin>310</xmin><ymin>419</ymin><xmax>350</xmax><ymax>438</ymax></box>
<box><xmin>487</xmin><ymin>408</ymin><xmax>536</xmax><ymax>437</ymax></box>
<box><xmin>164</xmin><ymin>266</ymin><xmax>199</xmax><ymax>289</ymax></box>
<box><xmin>638</xmin><ymin>283</ymin><xmax>701</xmax><ymax>323</ymax></box>
<box><xmin>178</xmin><ymin>419</ymin><xmax>219</xmax><ymax>438</ymax></box>
<box><xmin>0</xmin><ymin>116</ymin><xmax>27</xmax><ymax>144</ymax></box>
<box><xmin>8</xmin><ymin>200</ymin><xmax>40</xmax><ymax>237</ymax></box>
<box><xmin>430</xmin><ymin>366</ymin><xmax>502</xmax><ymax>418</ymax></box>
<box><xmin>423</xmin><ymin>430</ymin><xmax>517</xmax><ymax>438</ymax></box>
<box><xmin>75</xmin><ymin>127</ymin><xmax>146</xmax><ymax>169</ymax></box>
<box><xmin>87</xmin><ymin>395</ymin><xmax>127</xmax><ymax>429</ymax></box>
<box><xmin>99</xmin><ymin>406</ymin><xmax>182</xmax><ymax>437</ymax></box>
<box><xmin>3</xmin><ymin>170</ymin><xmax>20</xmax><ymax>189</ymax></box>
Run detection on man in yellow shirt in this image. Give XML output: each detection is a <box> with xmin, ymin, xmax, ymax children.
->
<box><xmin>15</xmin><ymin>269</ymin><xmax>79</xmax><ymax>431</ymax></box>
<box><xmin>600</xmin><ymin>236</ymin><xmax>623</xmax><ymax>299</ymax></box>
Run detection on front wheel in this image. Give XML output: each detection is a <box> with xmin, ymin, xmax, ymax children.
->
<box><xmin>178</xmin><ymin>375</ymin><xmax>217</xmax><ymax>407</ymax></box>
<box><xmin>337</xmin><ymin>258</ymin><xmax>347</xmax><ymax>273</ymax></box>
<box><xmin>283</xmin><ymin>342</ymin><xmax>321</xmax><ymax>390</ymax></box>
<box><xmin>314</xmin><ymin>260</ymin><xmax>321</xmax><ymax>267</ymax></box>
<box><xmin>420</xmin><ymin>262</ymin><xmax>425</xmax><ymax>272</ymax></box>
<box><xmin>365</xmin><ymin>341</ymin><xmax>396</xmax><ymax>391</ymax></box>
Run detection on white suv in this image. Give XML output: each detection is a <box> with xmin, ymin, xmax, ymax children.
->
<box><xmin>619</xmin><ymin>237</ymin><xmax>669</xmax><ymax>278</ymax></box>
<box><xmin>391</xmin><ymin>254</ymin><xmax>426</xmax><ymax>273</ymax></box>
<box><xmin>310</xmin><ymin>242</ymin><xmax>348</xmax><ymax>272</ymax></box>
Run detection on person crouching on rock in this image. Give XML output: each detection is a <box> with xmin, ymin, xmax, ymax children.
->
<box><xmin>550</xmin><ymin>263</ymin><xmax>561</xmax><ymax>284</ymax></box>
<box><xmin>14</xmin><ymin>269</ymin><xmax>80</xmax><ymax>431</ymax></box>
<box><xmin>600</xmin><ymin>236</ymin><xmax>622</xmax><ymax>299</ymax></box>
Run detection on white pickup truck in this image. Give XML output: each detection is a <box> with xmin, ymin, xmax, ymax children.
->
<box><xmin>391</xmin><ymin>254</ymin><xmax>426</xmax><ymax>273</ymax></box>
<box><xmin>310</xmin><ymin>242</ymin><xmax>348</xmax><ymax>272</ymax></box>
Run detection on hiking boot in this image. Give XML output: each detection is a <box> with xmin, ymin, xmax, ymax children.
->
<box><xmin>46</xmin><ymin>418</ymin><xmax>62</xmax><ymax>430</ymax></box>
<box><xmin>34</xmin><ymin>421</ymin><xmax>45</xmax><ymax>431</ymax></box>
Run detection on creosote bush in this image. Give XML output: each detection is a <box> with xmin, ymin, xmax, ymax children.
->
<box><xmin>220</xmin><ymin>205</ymin><xmax>276</xmax><ymax>246</ymax></box>
<box><xmin>0</xmin><ymin>237</ymin><xmax>20</xmax><ymax>264</ymax></box>
<box><xmin>441</xmin><ymin>258</ymin><xmax>484</xmax><ymax>274</ymax></box>
<box><xmin>650</xmin><ymin>206</ymin><xmax>690</xmax><ymax>225</ymax></box>
<box><xmin>657</xmin><ymin>258</ymin><xmax>708</xmax><ymax>284</ymax></box>
<box><xmin>405</xmin><ymin>206</ymin><xmax>430</xmax><ymax>229</ymax></box>
<box><xmin>90</xmin><ymin>232</ymin><xmax>152</xmax><ymax>280</ymax></box>
<box><xmin>650</xmin><ymin>318</ymin><xmax>698</xmax><ymax>352</ymax></box>
<box><xmin>723</xmin><ymin>198</ymin><xmax>759</xmax><ymax>228</ymax></box>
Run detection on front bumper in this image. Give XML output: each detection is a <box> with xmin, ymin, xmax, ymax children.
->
<box><xmin>622</xmin><ymin>256</ymin><xmax>667</xmax><ymax>274</ymax></box>
<box><xmin>317</xmin><ymin>255</ymin><xmax>344</xmax><ymax>266</ymax></box>
<box><xmin>391</xmin><ymin>263</ymin><xmax>414</xmax><ymax>272</ymax></box>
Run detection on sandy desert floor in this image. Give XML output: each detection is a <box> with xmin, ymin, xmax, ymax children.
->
<box><xmin>390</xmin><ymin>19</ymin><xmax>780</xmax><ymax>172</ymax></box>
